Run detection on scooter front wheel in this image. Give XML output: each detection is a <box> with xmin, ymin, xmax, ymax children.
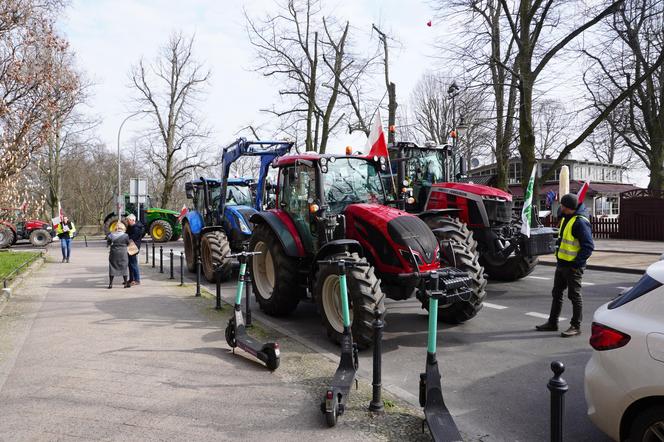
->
<box><xmin>265</xmin><ymin>347</ymin><xmax>280</xmax><ymax>371</ymax></box>
<box><xmin>225</xmin><ymin>319</ymin><xmax>237</xmax><ymax>348</ymax></box>
<box><xmin>324</xmin><ymin>396</ymin><xmax>338</xmax><ymax>427</ymax></box>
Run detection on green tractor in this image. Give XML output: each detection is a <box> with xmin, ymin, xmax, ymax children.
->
<box><xmin>102</xmin><ymin>194</ymin><xmax>183</xmax><ymax>243</ymax></box>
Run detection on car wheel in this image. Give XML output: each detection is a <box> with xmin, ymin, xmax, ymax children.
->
<box><xmin>629</xmin><ymin>405</ymin><xmax>664</xmax><ymax>442</ymax></box>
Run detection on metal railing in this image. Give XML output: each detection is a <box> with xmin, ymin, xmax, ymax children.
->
<box><xmin>1</xmin><ymin>251</ymin><xmax>42</xmax><ymax>289</ymax></box>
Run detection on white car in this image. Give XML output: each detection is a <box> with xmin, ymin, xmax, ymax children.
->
<box><xmin>585</xmin><ymin>260</ymin><xmax>664</xmax><ymax>441</ymax></box>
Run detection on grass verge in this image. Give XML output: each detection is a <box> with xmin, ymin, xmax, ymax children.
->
<box><xmin>0</xmin><ymin>251</ymin><xmax>41</xmax><ymax>280</ymax></box>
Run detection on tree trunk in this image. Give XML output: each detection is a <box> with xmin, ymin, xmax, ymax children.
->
<box><xmin>648</xmin><ymin>142</ymin><xmax>664</xmax><ymax>191</ymax></box>
<box><xmin>387</xmin><ymin>82</ymin><xmax>397</xmax><ymax>144</ymax></box>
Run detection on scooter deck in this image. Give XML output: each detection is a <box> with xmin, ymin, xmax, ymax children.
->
<box><xmin>235</xmin><ymin>328</ymin><xmax>264</xmax><ymax>357</ymax></box>
<box><xmin>423</xmin><ymin>363</ymin><xmax>462</xmax><ymax>442</ymax></box>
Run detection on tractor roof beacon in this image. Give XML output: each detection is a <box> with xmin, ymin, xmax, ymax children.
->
<box><xmin>182</xmin><ymin>138</ymin><xmax>294</xmax><ymax>284</ymax></box>
<box><xmin>390</xmin><ymin>141</ymin><xmax>556</xmax><ymax>282</ymax></box>
<box><xmin>248</xmin><ymin>151</ymin><xmax>480</xmax><ymax>348</ymax></box>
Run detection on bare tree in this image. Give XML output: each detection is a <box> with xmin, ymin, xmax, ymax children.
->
<box><xmin>584</xmin><ymin>0</ymin><xmax>664</xmax><ymax>190</ymax></box>
<box><xmin>533</xmin><ymin>99</ymin><xmax>575</xmax><ymax>159</ymax></box>
<box><xmin>130</xmin><ymin>32</ymin><xmax>215</xmax><ymax>207</ymax></box>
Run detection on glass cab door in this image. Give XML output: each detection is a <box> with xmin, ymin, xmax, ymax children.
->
<box><xmin>279</xmin><ymin>165</ymin><xmax>317</xmax><ymax>253</ymax></box>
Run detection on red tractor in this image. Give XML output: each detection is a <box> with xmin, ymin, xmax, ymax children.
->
<box><xmin>391</xmin><ymin>141</ymin><xmax>555</xmax><ymax>281</ymax></box>
<box><xmin>248</xmin><ymin>151</ymin><xmax>485</xmax><ymax>348</ymax></box>
<box><xmin>0</xmin><ymin>207</ymin><xmax>55</xmax><ymax>249</ymax></box>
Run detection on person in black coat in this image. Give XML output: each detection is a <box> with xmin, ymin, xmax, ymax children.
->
<box><xmin>126</xmin><ymin>214</ymin><xmax>145</xmax><ymax>285</ymax></box>
<box><xmin>107</xmin><ymin>223</ymin><xmax>130</xmax><ymax>288</ymax></box>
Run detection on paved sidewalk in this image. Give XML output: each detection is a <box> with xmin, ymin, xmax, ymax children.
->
<box><xmin>0</xmin><ymin>242</ymin><xmax>427</xmax><ymax>442</ymax></box>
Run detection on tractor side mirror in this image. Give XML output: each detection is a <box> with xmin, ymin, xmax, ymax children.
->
<box><xmin>185</xmin><ymin>183</ymin><xmax>194</xmax><ymax>199</ymax></box>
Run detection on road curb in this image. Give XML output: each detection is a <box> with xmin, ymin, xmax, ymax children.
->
<box><xmin>539</xmin><ymin>260</ymin><xmax>645</xmax><ymax>275</ymax></box>
<box><xmin>594</xmin><ymin>249</ymin><xmax>662</xmax><ymax>256</ymax></box>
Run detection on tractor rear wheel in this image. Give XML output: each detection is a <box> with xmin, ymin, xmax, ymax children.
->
<box><xmin>314</xmin><ymin>252</ymin><xmax>385</xmax><ymax>349</ymax></box>
<box><xmin>170</xmin><ymin>231</ymin><xmax>181</xmax><ymax>242</ymax></box>
<box><xmin>482</xmin><ymin>255</ymin><xmax>538</xmax><ymax>281</ymax></box>
<box><xmin>183</xmin><ymin>222</ymin><xmax>196</xmax><ymax>272</ymax></box>
<box><xmin>0</xmin><ymin>226</ymin><xmax>13</xmax><ymax>249</ymax></box>
<box><xmin>29</xmin><ymin>229</ymin><xmax>51</xmax><ymax>247</ymax></box>
<box><xmin>249</xmin><ymin>223</ymin><xmax>302</xmax><ymax>316</ymax></box>
<box><xmin>425</xmin><ymin>215</ymin><xmax>487</xmax><ymax>323</ymax></box>
<box><xmin>150</xmin><ymin>219</ymin><xmax>173</xmax><ymax>243</ymax></box>
<box><xmin>201</xmin><ymin>230</ymin><xmax>232</xmax><ymax>282</ymax></box>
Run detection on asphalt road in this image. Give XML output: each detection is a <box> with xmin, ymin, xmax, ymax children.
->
<box><xmin>140</xmin><ymin>241</ymin><xmax>644</xmax><ymax>441</ymax></box>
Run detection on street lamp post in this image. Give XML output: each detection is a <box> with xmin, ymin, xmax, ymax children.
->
<box><xmin>116</xmin><ymin>111</ymin><xmax>146</xmax><ymax>225</ymax></box>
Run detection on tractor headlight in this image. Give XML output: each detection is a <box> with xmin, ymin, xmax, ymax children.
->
<box><xmin>320</xmin><ymin>157</ymin><xmax>328</xmax><ymax>167</ymax></box>
<box><xmin>237</xmin><ymin>215</ymin><xmax>251</xmax><ymax>235</ymax></box>
<box><xmin>321</xmin><ymin>165</ymin><xmax>328</xmax><ymax>173</ymax></box>
<box><xmin>46</xmin><ymin>226</ymin><xmax>52</xmax><ymax>230</ymax></box>
<box><xmin>379</xmin><ymin>156</ymin><xmax>386</xmax><ymax>165</ymax></box>
<box><xmin>373</xmin><ymin>155</ymin><xmax>379</xmax><ymax>162</ymax></box>
<box><xmin>380</xmin><ymin>163</ymin><xmax>387</xmax><ymax>172</ymax></box>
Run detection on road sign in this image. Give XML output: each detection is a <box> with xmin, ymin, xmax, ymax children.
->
<box><xmin>129</xmin><ymin>178</ymin><xmax>148</xmax><ymax>204</ymax></box>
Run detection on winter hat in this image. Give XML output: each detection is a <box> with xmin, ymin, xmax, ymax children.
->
<box><xmin>560</xmin><ymin>193</ymin><xmax>579</xmax><ymax>210</ymax></box>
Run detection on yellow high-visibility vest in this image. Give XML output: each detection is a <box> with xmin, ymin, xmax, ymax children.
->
<box><xmin>56</xmin><ymin>222</ymin><xmax>76</xmax><ymax>236</ymax></box>
<box><xmin>556</xmin><ymin>215</ymin><xmax>588</xmax><ymax>262</ymax></box>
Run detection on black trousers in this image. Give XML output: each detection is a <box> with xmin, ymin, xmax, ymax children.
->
<box><xmin>548</xmin><ymin>265</ymin><xmax>583</xmax><ymax>328</ymax></box>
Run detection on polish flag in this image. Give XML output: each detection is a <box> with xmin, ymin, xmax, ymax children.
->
<box><xmin>177</xmin><ymin>205</ymin><xmax>188</xmax><ymax>222</ymax></box>
<box><xmin>366</xmin><ymin>109</ymin><xmax>388</xmax><ymax>158</ymax></box>
<box><xmin>577</xmin><ymin>180</ymin><xmax>590</xmax><ymax>203</ymax></box>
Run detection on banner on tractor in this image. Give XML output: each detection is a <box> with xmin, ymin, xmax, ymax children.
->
<box><xmin>521</xmin><ymin>165</ymin><xmax>537</xmax><ymax>238</ymax></box>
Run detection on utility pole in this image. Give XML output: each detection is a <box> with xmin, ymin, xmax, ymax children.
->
<box><xmin>372</xmin><ymin>25</ymin><xmax>397</xmax><ymax>145</ymax></box>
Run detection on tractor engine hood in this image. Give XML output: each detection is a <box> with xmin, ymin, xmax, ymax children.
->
<box><xmin>344</xmin><ymin>204</ymin><xmax>439</xmax><ymax>273</ymax></box>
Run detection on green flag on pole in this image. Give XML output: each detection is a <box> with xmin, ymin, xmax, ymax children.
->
<box><xmin>521</xmin><ymin>164</ymin><xmax>537</xmax><ymax>237</ymax></box>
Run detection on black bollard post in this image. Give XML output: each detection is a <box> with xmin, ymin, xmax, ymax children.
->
<box><xmin>244</xmin><ymin>265</ymin><xmax>253</xmax><ymax>327</ymax></box>
<box><xmin>159</xmin><ymin>246</ymin><xmax>164</xmax><ymax>273</ymax></box>
<box><xmin>215</xmin><ymin>268</ymin><xmax>222</xmax><ymax>310</ymax></box>
<box><xmin>152</xmin><ymin>242</ymin><xmax>155</xmax><ymax>268</ymax></box>
<box><xmin>548</xmin><ymin>361</ymin><xmax>568</xmax><ymax>442</ymax></box>
<box><xmin>369</xmin><ymin>307</ymin><xmax>385</xmax><ymax>413</ymax></box>
<box><xmin>169</xmin><ymin>249</ymin><xmax>174</xmax><ymax>279</ymax></box>
<box><xmin>179</xmin><ymin>252</ymin><xmax>184</xmax><ymax>286</ymax></box>
<box><xmin>84</xmin><ymin>235</ymin><xmax>88</xmax><ymax>247</ymax></box>
<box><xmin>195</xmin><ymin>255</ymin><xmax>201</xmax><ymax>297</ymax></box>
<box><xmin>146</xmin><ymin>243</ymin><xmax>149</xmax><ymax>263</ymax></box>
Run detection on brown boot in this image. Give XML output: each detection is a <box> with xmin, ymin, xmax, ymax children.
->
<box><xmin>561</xmin><ymin>326</ymin><xmax>581</xmax><ymax>337</ymax></box>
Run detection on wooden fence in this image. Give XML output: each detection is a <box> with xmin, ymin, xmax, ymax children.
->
<box><xmin>542</xmin><ymin>217</ymin><xmax>620</xmax><ymax>239</ymax></box>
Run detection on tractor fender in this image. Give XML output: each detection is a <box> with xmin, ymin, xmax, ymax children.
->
<box><xmin>184</xmin><ymin>211</ymin><xmax>205</xmax><ymax>236</ymax></box>
<box><xmin>417</xmin><ymin>208</ymin><xmax>460</xmax><ymax>221</ymax></box>
<box><xmin>309</xmin><ymin>239</ymin><xmax>364</xmax><ymax>294</ymax></box>
<box><xmin>249</xmin><ymin>211</ymin><xmax>303</xmax><ymax>257</ymax></box>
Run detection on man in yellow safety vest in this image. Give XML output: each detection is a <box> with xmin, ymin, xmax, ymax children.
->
<box><xmin>536</xmin><ymin>193</ymin><xmax>594</xmax><ymax>337</ymax></box>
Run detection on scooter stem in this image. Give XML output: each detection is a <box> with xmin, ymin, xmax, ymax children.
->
<box><xmin>235</xmin><ymin>262</ymin><xmax>247</xmax><ymax>306</ymax></box>
<box><xmin>339</xmin><ymin>273</ymin><xmax>351</xmax><ymax>329</ymax></box>
<box><xmin>427</xmin><ymin>297</ymin><xmax>438</xmax><ymax>358</ymax></box>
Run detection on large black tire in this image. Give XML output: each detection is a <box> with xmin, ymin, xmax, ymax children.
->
<box><xmin>422</xmin><ymin>215</ymin><xmax>477</xmax><ymax>254</ymax></box>
<box><xmin>424</xmin><ymin>215</ymin><xmax>487</xmax><ymax>323</ymax></box>
<box><xmin>103</xmin><ymin>216</ymin><xmax>122</xmax><ymax>236</ymax></box>
<box><xmin>170</xmin><ymin>231</ymin><xmax>181</xmax><ymax>242</ymax></box>
<box><xmin>183</xmin><ymin>222</ymin><xmax>196</xmax><ymax>272</ymax></box>
<box><xmin>249</xmin><ymin>223</ymin><xmax>302</xmax><ymax>316</ymax></box>
<box><xmin>150</xmin><ymin>219</ymin><xmax>173</xmax><ymax>243</ymax></box>
<box><xmin>201</xmin><ymin>230</ymin><xmax>232</xmax><ymax>282</ymax></box>
<box><xmin>29</xmin><ymin>229</ymin><xmax>51</xmax><ymax>247</ymax></box>
<box><xmin>482</xmin><ymin>255</ymin><xmax>538</xmax><ymax>281</ymax></box>
<box><xmin>0</xmin><ymin>226</ymin><xmax>13</xmax><ymax>249</ymax></box>
<box><xmin>314</xmin><ymin>252</ymin><xmax>385</xmax><ymax>349</ymax></box>
<box><xmin>628</xmin><ymin>405</ymin><xmax>664</xmax><ymax>442</ymax></box>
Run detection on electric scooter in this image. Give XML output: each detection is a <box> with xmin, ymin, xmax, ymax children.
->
<box><xmin>419</xmin><ymin>268</ymin><xmax>471</xmax><ymax>442</ymax></box>
<box><xmin>318</xmin><ymin>258</ymin><xmax>363</xmax><ymax>427</ymax></box>
<box><xmin>224</xmin><ymin>249</ymin><xmax>280</xmax><ymax>371</ymax></box>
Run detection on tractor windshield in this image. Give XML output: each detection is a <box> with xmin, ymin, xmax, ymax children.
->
<box><xmin>406</xmin><ymin>149</ymin><xmax>447</xmax><ymax>184</ymax></box>
<box><xmin>323</xmin><ymin>158</ymin><xmax>385</xmax><ymax>213</ymax></box>
<box><xmin>226</xmin><ymin>185</ymin><xmax>252</xmax><ymax>206</ymax></box>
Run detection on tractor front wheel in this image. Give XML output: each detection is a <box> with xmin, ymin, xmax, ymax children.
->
<box><xmin>150</xmin><ymin>219</ymin><xmax>173</xmax><ymax>243</ymax></box>
<box><xmin>249</xmin><ymin>223</ymin><xmax>302</xmax><ymax>316</ymax></box>
<box><xmin>103</xmin><ymin>216</ymin><xmax>123</xmax><ymax>236</ymax></box>
<box><xmin>425</xmin><ymin>215</ymin><xmax>487</xmax><ymax>323</ymax></box>
<box><xmin>201</xmin><ymin>230</ymin><xmax>232</xmax><ymax>282</ymax></box>
<box><xmin>314</xmin><ymin>252</ymin><xmax>385</xmax><ymax>349</ymax></box>
<box><xmin>29</xmin><ymin>229</ymin><xmax>51</xmax><ymax>247</ymax></box>
<box><xmin>482</xmin><ymin>255</ymin><xmax>538</xmax><ymax>281</ymax></box>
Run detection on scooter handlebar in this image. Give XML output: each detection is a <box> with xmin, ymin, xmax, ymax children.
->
<box><xmin>317</xmin><ymin>259</ymin><xmax>370</xmax><ymax>269</ymax></box>
<box><xmin>226</xmin><ymin>251</ymin><xmax>262</xmax><ymax>259</ymax></box>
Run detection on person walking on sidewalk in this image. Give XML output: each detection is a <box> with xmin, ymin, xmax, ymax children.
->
<box><xmin>536</xmin><ymin>193</ymin><xmax>594</xmax><ymax>337</ymax></box>
<box><xmin>56</xmin><ymin>215</ymin><xmax>76</xmax><ymax>263</ymax></box>
<box><xmin>107</xmin><ymin>223</ymin><xmax>130</xmax><ymax>289</ymax></box>
<box><xmin>126</xmin><ymin>214</ymin><xmax>144</xmax><ymax>286</ymax></box>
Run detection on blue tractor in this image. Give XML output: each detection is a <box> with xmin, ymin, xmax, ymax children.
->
<box><xmin>182</xmin><ymin>138</ymin><xmax>294</xmax><ymax>282</ymax></box>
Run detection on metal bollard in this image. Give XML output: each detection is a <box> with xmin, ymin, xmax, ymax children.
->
<box><xmin>244</xmin><ymin>266</ymin><xmax>253</xmax><ymax>327</ymax></box>
<box><xmin>146</xmin><ymin>244</ymin><xmax>149</xmax><ymax>263</ymax></box>
<box><xmin>159</xmin><ymin>246</ymin><xmax>164</xmax><ymax>273</ymax></box>
<box><xmin>180</xmin><ymin>252</ymin><xmax>184</xmax><ymax>286</ymax></box>
<box><xmin>84</xmin><ymin>235</ymin><xmax>88</xmax><ymax>247</ymax></box>
<box><xmin>369</xmin><ymin>307</ymin><xmax>385</xmax><ymax>413</ymax></box>
<box><xmin>169</xmin><ymin>249</ymin><xmax>174</xmax><ymax>279</ymax></box>
<box><xmin>548</xmin><ymin>361</ymin><xmax>568</xmax><ymax>442</ymax></box>
<box><xmin>152</xmin><ymin>242</ymin><xmax>155</xmax><ymax>268</ymax></box>
<box><xmin>195</xmin><ymin>255</ymin><xmax>201</xmax><ymax>297</ymax></box>
<box><xmin>215</xmin><ymin>270</ymin><xmax>222</xmax><ymax>310</ymax></box>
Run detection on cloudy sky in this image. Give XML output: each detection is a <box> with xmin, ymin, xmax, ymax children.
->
<box><xmin>57</xmin><ymin>0</ymin><xmax>648</xmax><ymax>186</ymax></box>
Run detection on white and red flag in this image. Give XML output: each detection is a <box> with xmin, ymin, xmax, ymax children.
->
<box><xmin>177</xmin><ymin>205</ymin><xmax>188</xmax><ymax>222</ymax></box>
<box><xmin>365</xmin><ymin>109</ymin><xmax>388</xmax><ymax>158</ymax></box>
<box><xmin>577</xmin><ymin>180</ymin><xmax>590</xmax><ymax>203</ymax></box>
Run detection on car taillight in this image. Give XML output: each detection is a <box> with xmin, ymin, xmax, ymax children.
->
<box><xmin>590</xmin><ymin>322</ymin><xmax>631</xmax><ymax>351</ymax></box>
